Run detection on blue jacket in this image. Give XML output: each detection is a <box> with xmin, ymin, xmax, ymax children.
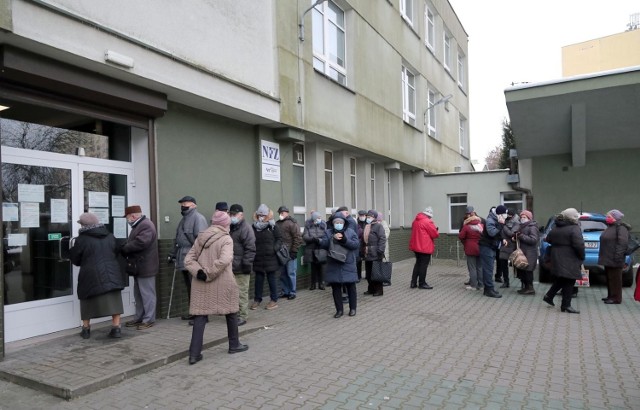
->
<box><xmin>319</xmin><ymin>227</ymin><xmax>359</xmax><ymax>284</ymax></box>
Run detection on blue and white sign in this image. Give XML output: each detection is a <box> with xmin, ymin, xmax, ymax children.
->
<box><xmin>261</xmin><ymin>140</ymin><xmax>281</xmax><ymax>181</ymax></box>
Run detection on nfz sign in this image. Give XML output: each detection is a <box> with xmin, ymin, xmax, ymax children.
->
<box><xmin>261</xmin><ymin>140</ymin><xmax>281</xmax><ymax>181</ymax></box>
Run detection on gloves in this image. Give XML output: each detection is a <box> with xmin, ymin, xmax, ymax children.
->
<box><xmin>315</xmin><ymin>237</ymin><xmax>322</xmax><ymax>244</ymax></box>
<box><xmin>196</xmin><ymin>269</ymin><xmax>207</xmax><ymax>281</ymax></box>
<box><xmin>167</xmin><ymin>255</ymin><xmax>175</xmax><ymax>265</ymax></box>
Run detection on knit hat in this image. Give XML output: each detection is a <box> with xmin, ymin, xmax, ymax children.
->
<box><xmin>211</xmin><ymin>210</ymin><xmax>231</xmax><ymax>228</ymax></box>
<box><xmin>215</xmin><ymin>202</ymin><xmax>228</xmax><ymax>211</ymax></box>
<box><xmin>377</xmin><ymin>213</ymin><xmax>384</xmax><ymax>222</ymax></box>
<box><xmin>357</xmin><ymin>210</ymin><xmax>367</xmax><ymax>216</ymax></box>
<box><xmin>311</xmin><ymin>211</ymin><xmax>321</xmax><ymax>220</ymax></box>
<box><xmin>256</xmin><ymin>204</ymin><xmax>269</xmax><ymax>216</ymax></box>
<box><xmin>124</xmin><ymin>205</ymin><xmax>142</xmax><ymax>216</ymax></box>
<box><xmin>560</xmin><ymin>208</ymin><xmax>580</xmax><ymax>222</ymax></box>
<box><xmin>465</xmin><ymin>206</ymin><xmax>474</xmax><ymax>214</ymax></box>
<box><xmin>495</xmin><ymin>205</ymin><xmax>507</xmax><ymax>215</ymax></box>
<box><xmin>77</xmin><ymin>212</ymin><xmax>100</xmax><ymax>226</ymax></box>
<box><xmin>520</xmin><ymin>210</ymin><xmax>533</xmax><ymax>220</ymax></box>
<box><xmin>229</xmin><ymin>204</ymin><xmax>243</xmax><ymax>214</ymax></box>
<box><xmin>332</xmin><ymin>215</ymin><xmax>345</xmax><ymax>223</ymax></box>
<box><xmin>608</xmin><ymin>209</ymin><xmax>624</xmax><ymax>221</ymax></box>
<box><xmin>367</xmin><ymin>209</ymin><xmax>378</xmax><ymax>219</ymax></box>
<box><xmin>423</xmin><ymin>207</ymin><xmax>433</xmax><ymax>217</ymax></box>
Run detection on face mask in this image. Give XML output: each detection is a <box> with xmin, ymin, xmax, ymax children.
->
<box><xmin>230</xmin><ymin>216</ymin><xmax>239</xmax><ymax>225</ymax></box>
<box><xmin>520</xmin><ymin>217</ymin><xmax>529</xmax><ymax>223</ymax></box>
<box><xmin>334</xmin><ymin>223</ymin><xmax>344</xmax><ymax>231</ymax></box>
<box><xmin>605</xmin><ymin>215</ymin><xmax>616</xmax><ymax>225</ymax></box>
<box><xmin>315</xmin><ymin>218</ymin><xmax>322</xmax><ymax>225</ymax></box>
<box><xmin>366</xmin><ymin>217</ymin><xmax>373</xmax><ymax>224</ymax></box>
<box><xmin>259</xmin><ymin>216</ymin><xmax>266</xmax><ymax>222</ymax></box>
<box><xmin>180</xmin><ymin>206</ymin><xmax>190</xmax><ymax>213</ymax></box>
<box><xmin>501</xmin><ymin>213</ymin><xmax>508</xmax><ymax>219</ymax></box>
<box><xmin>279</xmin><ymin>214</ymin><xmax>286</xmax><ymax>221</ymax></box>
<box><xmin>358</xmin><ymin>216</ymin><xmax>366</xmax><ymax>222</ymax></box>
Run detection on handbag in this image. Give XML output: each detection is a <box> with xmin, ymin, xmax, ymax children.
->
<box><xmin>328</xmin><ymin>240</ymin><xmax>348</xmax><ymax>263</ymax></box>
<box><xmin>575</xmin><ymin>264</ymin><xmax>590</xmax><ymax>287</ymax></box>
<box><xmin>276</xmin><ymin>245</ymin><xmax>290</xmax><ymax>266</ymax></box>
<box><xmin>125</xmin><ymin>256</ymin><xmax>139</xmax><ymax>276</ymax></box>
<box><xmin>508</xmin><ymin>238</ymin><xmax>529</xmax><ymax>270</ymax></box>
<box><xmin>313</xmin><ymin>248</ymin><xmax>328</xmax><ymax>264</ymax></box>
<box><xmin>371</xmin><ymin>258</ymin><xmax>392</xmax><ymax>282</ymax></box>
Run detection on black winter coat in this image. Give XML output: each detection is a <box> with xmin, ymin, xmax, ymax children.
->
<box><xmin>70</xmin><ymin>226</ymin><xmax>126</xmax><ymax>300</ymax></box>
<box><xmin>302</xmin><ymin>219</ymin><xmax>327</xmax><ymax>264</ymax></box>
<box><xmin>121</xmin><ymin>216</ymin><xmax>159</xmax><ymax>278</ymax></box>
<box><xmin>364</xmin><ymin>223</ymin><xmax>386</xmax><ymax>262</ymax></box>
<box><xmin>252</xmin><ymin>223</ymin><xmax>282</xmax><ymax>273</ymax></box>
<box><xmin>547</xmin><ymin>217</ymin><xmax>585</xmax><ymax>280</ymax></box>
<box><xmin>515</xmin><ymin>220</ymin><xmax>539</xmax><ymax>272</ymax></box>
<box><xmin>230</xmin><ymin>219</ymin><xmax>256</xmax><ymax>274</ymax></box>
<box><xmin>598</xmin><ymin>222</ymin><xmax>630</xmax><ymax>268</ymax></box>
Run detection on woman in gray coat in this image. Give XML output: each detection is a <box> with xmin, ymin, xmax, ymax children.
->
<box><xmin>598</xmin><ymin>209</ymin><xmax>630</xmax><ymax>304</ymax></box>
<box><xmin>542</xmin><ymin>208</ymin><xmax>585</xmax><ymax>313</ymax></box>
<box><xmin>515</xmin><ymin>210</ymin><xmax>539</xmax><ymax>295</ymax></box>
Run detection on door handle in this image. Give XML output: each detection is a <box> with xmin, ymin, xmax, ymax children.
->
<box><xmin>58</xmin><ymin>236</ymin><xmax>71</xmax><ymax>262</ymax></box>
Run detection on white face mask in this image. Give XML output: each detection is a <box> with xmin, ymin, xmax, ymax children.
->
<box><xmin>279</xmin><ymin>214</ymin><xmax>286</xmax><ymax>220</ymax></box>
<box><xmin>358</xmin><ymin>216</ymin><xmax>366</xmax><ymax>222</ymax></box>
<box><xmin>520</xmin><ymin>217</ymin><xmax>529</xmax><ymax>223</ymax></box>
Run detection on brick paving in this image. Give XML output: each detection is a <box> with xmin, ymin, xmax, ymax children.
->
<box><xmin>1</xmin><ymin>258</ymin><xmax>639</xmax><ymax>409</ymax></box>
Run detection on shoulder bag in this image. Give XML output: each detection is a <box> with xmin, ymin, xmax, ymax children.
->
<box><xmin>508</xmin><ymin>238</ymin><xmax>529</xmax><ymax>270</ymax></box>
<box><xmin>276</xmin><ymin>245</ymin><xmax>290</xmax><ymax>266</ymax></box>
<box><xmin>328</xmin><ymin>239</ymin><xmax>348</xmax><ymax>263</ymax></box>
<box><xmin>371</xmin><ymin>257</ymin><xmax>392</xmax><ymax>282</ymax></box>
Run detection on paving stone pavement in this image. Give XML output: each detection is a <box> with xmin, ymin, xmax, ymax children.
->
<box><xmin>1</xmin><ymin>258</ymin><xmax>640</xmax><ymax>409</ymax></box>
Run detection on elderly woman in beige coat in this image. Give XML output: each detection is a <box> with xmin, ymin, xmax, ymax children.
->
<box><xmin>184</xmin><ymin>210</ymin><xmax>249</xmax><ymax>365</ymax></box>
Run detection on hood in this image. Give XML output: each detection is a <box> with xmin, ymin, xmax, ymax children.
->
<box><xmin>464</xmin><ymin>215</ymin><xmax>481</xmax><ymax>225</ymax></box>
<box><xmin>253</xmin><ymin>209</ymin><xmax>274</xmax><ymax>222</ymax></box>
<box><xmin>196</xmin><ymin>225</ymin><xmax>229</xmax><ymax>248</ymax></box>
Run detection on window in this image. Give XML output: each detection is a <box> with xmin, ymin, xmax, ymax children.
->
<box><xmin>402</xmin><ymin>66</ymin><xmax>416</xmax><ymax>126</ymax></box>
<box><xmin>459</xmin><ymin>115</ymin><xmax>467</xmax><ymax>157</ymax></box>
<box><xmin>293</xmin><ymin>144</ymin><xmax>306</xmax><ymax>225</ymax></box>
<box><xmin>427</xmin><ymin>88</ymin><xmax>437</xmax><ymax>137</ymax></box>
<box><xmin>400</xmin><ymin>0</ymin><xmax>413</xmax><ymax>25</ymax></box>
<box><xmin>502</xmin><ymin>192</ymin><xmax>525</xmax><ymax>214</ymax></box>
<box><xmin>425</xmin><ymin>5</ymin><xmax>435</xmax><ymax>51</ymax></box>
<box><xmin>370</xmin><ymin>163</ymin><xmax>376</xmax><ymax>210</ymax></box>
<box><xmin>443</xmin><ymin>31</ymin><xmax>451</xmax><ymax>71</ymax></box>
<box><xmin>457</xmin><ymin>51</ymin><xmax>466</xmax><ymax>89</ymax></box>
<box><xmin>350</xmin><ymin>157</ymin><xmax>357</xmax><ymax>210</ymax></box>
<box><xmin>449</xmin><ymin>194</ymin><xmax>468</xmax><ymax>232</ymax></box>
<box><xmin>324</xmin><ymin>151</ymin><xmax>334</xmax><ymax>210</ymax></box>
<box><xmin>313</xmin><ymin>1</ymin><xmax>346</xmax><ymax>86</ymax></box>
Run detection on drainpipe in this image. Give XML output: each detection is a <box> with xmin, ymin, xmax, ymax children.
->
<box><xmin>508</xmin><ymin>150</ymin><xmax>533</xmax><ymax>210</ymax></box>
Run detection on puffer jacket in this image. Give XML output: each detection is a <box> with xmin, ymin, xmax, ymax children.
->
<box><xmin>409</xmin><ymin>213</ymin><xmax>439</xmax><ymax>254</ymax></box>
<box><xmin>364</xmin><ymin>222</ymin><xmax>387</xmax><ymax>261</ymax></box>
<box><xmin>515</xmin><ymin>219</ymin><xmax>539</xmax><ymax>272</ymax></box>
<box><xmin>276</xmin><ymin>216</ymin><xmax>303</xmax><ymax>257</ymax></box>
<box><xmin>479</xmin><ymin>212</ymin><xmax>502</xmax><ymax>250</ymax></box>
<box><xmin>302</xmin><ymin>218</ymin><xmax>327</xmax><ymax>264</ymax></box>
<box><xmin>120</xmin><ymin>216</ymin><xmax>159</xmax><ymax>278</ymax></box>
<box><xmin>230</xmin><ymin>219</ymin><xmax>256</xmax><ymax>274</ymax></box>
<box><xmin>458</xmin><ymin>215</ymin><xmax>483</xmax><ymax>256</ymax></box>
<box><xmin>547</xmin><ymin>217</ymin><xmax>585</xmax><ymax>280</ymax></box>
<box><xmin>71</xmin><ymin>226</ymin><xmax>126</xmax><ymax>300</ymax></box>
<box><xmin>319</xmin><ymin>227</ymin><xmax>360</xmax><ymax>284</ymax></box>
<box><xmin>598</xmin><ymin>221</ymin><xmax>630</xmax><ymax>268</ymax></box>
<box><xmin>184</xmin><ymin>225</ymin><xmax>239</xmax><ymax>316</ymax></box>
<box><xmin>169</xmin><ymin>207</ymin><xmax>208</xmax><ymax>270</ymax></box>
<box><xmin>252</xmin><ymin>210</ymin><xmax>282</xmax><ymax>273</ymax></box>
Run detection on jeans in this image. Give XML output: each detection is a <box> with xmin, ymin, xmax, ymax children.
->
<box><xmin>254</xmin><ymin>271</ymin><xmax>278</xmax><ymax>302</ymax></box>
<box><xmin>411</xmin><ymin>252</ymin><xmax>432</xmax><ymax>286</ymax></box>
<box><xmin>234</xmin><ymin>273</ymin><xmax>251</xmax><ymax>320</ymax></box>
<box><xmin>279</xmin><ymin>258</ymin><xmax>297</xmax><ymax>296</ymax></box>
<box><xmin>479</xmin><ymin>245</ymin><xmax>497</xmax><ymax>292</ymax></box>
<box><xmin>466</xmin><ymin>255</ymin><xmax>482</xmax><ymax>288</ymax></box>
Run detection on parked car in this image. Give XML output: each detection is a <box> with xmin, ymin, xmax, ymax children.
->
<box><xmin>538</xmin><ymin>212</ymin><xmax>634</xmax><ymax>286</ymax></box>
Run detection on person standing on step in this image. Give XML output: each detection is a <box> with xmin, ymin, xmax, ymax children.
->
<box><xmin>229</xmin><ymin>204</ymin><xmax>256</xmax><ymax>326</ymax></box>
<box><xmin>514</xmin><ymin>210</ymin><xmax>539</xmax><ymax>295</ymax></box>
<box><xmin>497</xmin><ymin>209</ymin><xmax>520</xmax><ymax>288</ymax></box>
<box><xmin>70</xmin><ymin>212</ymin><xmax>127</xmax><ymax>339</ymax></box>
<box><xmin>185</xmin><ymin>210</ymin><xmax>248</xmax><ymax>365</ymax></box>
<box><xmin>168</xmin><ymin>196</ymin><xmax>208</xmax><ymax>325</ymax></box>
<box><xmin>303</xmin><ymin>211</ymin><xmax>327</xmax><ymax>290</ymax></box>
<box><xmin>276</xmin><ymin>205</ymin><xmax>302</xmax><ymax>300</ymax></box>
<box><xmin>409</xmin><ymin>207</ymin><xmax>439</xmax><ymax>290</ymax></box>
<box><xmin>479</xmin><ymin>205</ymin><xmax>507</xmax><ymax>299</ymax></box>
<box><xmin>250</xmin><ymin>204</ymin><xmax>282</xmax><ymax>311</ymax></box>
<box><xmin>363</xmin><ymin>209</ymin><xmax>387</xmax><ymax>296</ymax></box>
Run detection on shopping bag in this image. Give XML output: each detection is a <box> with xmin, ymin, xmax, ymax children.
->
<box><xmin>575</xmin><ymin>265</ymin><xmax>590</xmax><ymax>287</ymax></box>
<box><xmin>371</xmin><ymin>259</ymin><xmax>392</xmax><ymax>282</ymax></box>
<box><xmin>508</xmin><ymin>238</ymin><xmax>529</xmax><ymax>270</ymax></box>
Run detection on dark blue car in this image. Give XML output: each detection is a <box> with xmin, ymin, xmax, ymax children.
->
<box><xmin>538</xmin><ymin>212</ymin><xmax>634</xmax><ymax>286</ymax></box>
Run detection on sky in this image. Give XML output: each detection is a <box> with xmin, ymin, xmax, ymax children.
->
<box><xmin>447</xmin><ymin>0</ymin><xmax>639</xmax><ymax>167</ymax></box>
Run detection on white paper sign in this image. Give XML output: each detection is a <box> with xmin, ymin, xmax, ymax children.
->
<box><xmin>18</xmin><ymin>184</ymin><xmax>44</xmax><ymax>203</ymax></box>
<box><xmin>113</xmin><ymin>217</ymin><xmax>128</xmax><ymax>239</ymax></box>
<box><xmin>20</xmin><ymin>202</ymin><xmax>40</xmax><ymax>228</ymax></box>
<box><xmin>88</xmin><ymin>191</ymin><xmax>109</xmax><ymax>208</ymax></box>
<box><xmin>112</xmin><ymin>196</ymin><xmax>125</xmax><ymax>217</ymax></box>
<box><xmin>261</xmin><ymin>140</ymin><xmax>280</xmax><ymax>166</ymax></box>
<box><xmin>51</xmin><ymin>199</ymin><xmax>68</xmax><ymax>223</ymax></box>
<box><xmin>88</xmin><ymin>208</ymin><xmax>110</xmax><ymax>224</ymax></box>
<box><xmin>2</xmin><ymin>203</ymin><xmax>19</xmax><ymax>222</ymax></box>
<box><xmin>262</xmin><ymin>163</ymin><xmax>281</xmax><ymax>181</ymax></box>
<box><xmin>8</xmin><ymin>233</ymin><xmax>27</xmax><ymax>247</ymax></box>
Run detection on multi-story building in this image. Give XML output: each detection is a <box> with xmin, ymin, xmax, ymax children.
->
<box><xmin>0</xmin><ymin>0</ymin><xmax>470</xmax><ymax>352</ymax></box>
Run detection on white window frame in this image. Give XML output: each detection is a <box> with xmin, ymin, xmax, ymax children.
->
<box><xmin>324</xmin><ymin>150</ymin><xmax>334</xmax><ymax>213</ymax></box>
<box><xmin>448</xmin><ymin>194</ymin><xmax>468</xmax><ymax>233</ymax></box>
<box><xmin>312</xmin><ymin>1</ymin><xmax>347</xmax><ymax>86</ymax></box>
<box><xmin>292</xmin><ymin>143</ymin><xmax>307</xmax><ymax>227</ymax></box>
<box><xmin>443</xmin><ymin>31</ymin><xmax>451</xmax><ymax>72</ymax></box>
<box><xmin>425</xmin><ymin>5</ymin><xmax>435</xmax><ymax>51</ymax></box>
<box><xmin>459</xmin><ymin>115</ymin><xmax>467</xmax><ymax>157</ymax></box>
<box><xmin>402</xmin><ymin>66</ymin><xmax>416</xmax><ymax>126</ymax></box>
<box><xmin>501</xmin><ymin>192</ymin><xmax>525</xmax><ymax>214</ymax></box>
<box><xmin>457</xmin><ymin>51</ymin><xmax>466</xmax><ymax>89</ymax></box>
<box><xmin>427</xmin><ymin>88</ymin><xmax>437</xmax><ymax>137</ymax></box>
<box><xmin>349</xmin><ymin>157</ymin><xmax>357</xmax><ymax>210</ymax></box>
<box><xmin>370</xmin><ymin>163</ymin><xmax>376</xmax><ymax>210</ymax></box>
<box><xmin>400</xmin><ymin>0</ymin><xmax>413</xmax><ymax>25</ymax></box>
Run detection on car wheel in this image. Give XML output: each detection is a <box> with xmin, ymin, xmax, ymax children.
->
<box><xmin>538</xmin><ymin>262</ymin><xmax>552</xmax><ymax>283</ymax></box>
<box><xmin>622</xmin><ymin>264</ymin><xmax>633</xmax><ymax>287</ymax></box>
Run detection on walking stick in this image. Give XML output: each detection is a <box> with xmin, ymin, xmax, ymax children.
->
<box><xmin>167</xmin><ymin>265</ymin><xmax>177</xmax><ymax>319</ymax></box>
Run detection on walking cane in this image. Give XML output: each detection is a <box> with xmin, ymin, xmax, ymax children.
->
<box><xmin>167</xmin><ymin>265</ymin><xmax>177</xmax><ymax>319</ymax></box>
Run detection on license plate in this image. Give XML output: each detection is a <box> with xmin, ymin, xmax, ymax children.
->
<box><xmin>585</xmin><ymin>241</ymin><xmax>598</xmax><ymax>249</ymax></box>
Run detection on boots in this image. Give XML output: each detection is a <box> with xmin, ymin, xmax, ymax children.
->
<box><xmin>226</xmin><ymin>313</ymin><xmax>248</xmax><ymax>354</ymax></box>
<box><xmin>309</xmin><ymin>284</ymin><xmax>316</xmax><ymax>290</ymax></box>
<box><xmin>519</xmin><ymin>283</ymin><xmax>535</xmax><ymax>295</ymax></box>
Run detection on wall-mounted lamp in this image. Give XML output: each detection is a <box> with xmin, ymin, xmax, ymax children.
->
<box><xmin>299</xmin><ymin>0</ymin><xmax>328</xmax><ymax>41</ymax></box>
<box><xmin>104</xmin><ymin>50</ymin><xmax>134</xmax><ymax>68</ymax></box>
<box><xmin>423</xmin><ymin>94</ymin><xmax>453</xmax><ymax>127</ymax></box>
<box><xmin>76</xmin><ymin>147</ymin><xmax>86</xmax><ymax>157</ymax></box>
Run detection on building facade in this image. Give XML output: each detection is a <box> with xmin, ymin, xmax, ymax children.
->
<box><xmin>0</xmin><ymin>0</ymin><xmax>470</xmax><ymax>352</ymax></box>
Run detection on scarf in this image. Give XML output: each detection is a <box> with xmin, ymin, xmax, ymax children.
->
<box><xmin>363</xmin><ymin>222</ymin><xmax>375</xmax><ymax>256</ymax></box>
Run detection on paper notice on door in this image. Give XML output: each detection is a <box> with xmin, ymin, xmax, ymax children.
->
<box><xmin>88</xmin><ymin>191</ymin><xmax>109</xmax><ymax>208</ymax></box>
<box><xmin>51</xmin><ymin>199</ymin><xmax>68</xmax><ymax>223</ymax></box>
<box><xmin>2</xmin><ymin>203</ymin><xmax>19</xmax><ymax>221</ymax></box>
<box><xmin>20</xmin><ymin>202</ymin><xmax>40</xmax><ymax>228</ymax></box>
<box><xmin>89</xmin><ymin>208</ymin><xmax>110</xmax><ymax>224</ymax></box>
<box><xmin>112</xmin><ymin>195</ymin><xmax>125</xmax><ymax>217</ymax></box>
<box><xmin>8</xmin><ymin>233</ymin><xmax>27</xmax><ymax>247</ymax></box>
<box><xmin>113</xmin><ymin>217</ymin><xmax>128</xmax><ymax>238</ymax></box>
<box><xmin>18</xmin><ymin>184</ymin><xmax>44</xmax><ymax>203</ymax></box>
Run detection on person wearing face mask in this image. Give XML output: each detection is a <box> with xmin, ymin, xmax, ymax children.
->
<box><xmin>409</xmin><ymin>207</ymin><xmax>439</xmax><ymax>290</ymax></box>
<box><xmin>168</xmin><ymin>196</ymin><xmax>208</xmax><ymax>323</ymax></box>
<box><xmin>356</xmin><ymin>210</ymin><xmax>368</xmax><ymax>281</ymax></box>
<box><xmin>250</xmin><ymin>204</ymin><xmax>282</xmax><ymax>310</ymax></box>
<box><xmin>229</xmin><ymin>204</ymin><xmax>256</xmax><ymax>326</ymax></box>
<box><xmin>478</xmin><ymin>205</ymin><xmax>508</xmax><ymax>298</ymax></box>
<box><xmin>497</xmin><ymin>209</ymin><xmax>520</xmax><ymax>289</ymax></box>
<box><xmin>276</xmin><ymin>206</ymin><xmax>303</xmax><ymax>300</ymax></box>
<box><xmin>513</xmin><ymin>210</ymin><xmax>539</xmax><ymax>295</ymax></box>
<box><xmin>303</xmin><ymin>211</ymin><xmax>327</xmax><ymax>290</ymax></box>
<box><xmin>598</xmin><ymin>209</ymin><xmax>630</xmax><ymax>305</ymax></box>
<box><xmin>121</xmin><ymin>205</ymin><xmax>159</xmax><ymax>330</ymax></box>
<box><xmin>363</xmin><ymin>209</ymin><xmax>388</xmax><ymax>296</ymax></box>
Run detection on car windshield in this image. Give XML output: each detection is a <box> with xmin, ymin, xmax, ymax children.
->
<box><xmin>580</xmin><ymin>220</ymin><xmax>607</xmax><ymax>233</ymax></box>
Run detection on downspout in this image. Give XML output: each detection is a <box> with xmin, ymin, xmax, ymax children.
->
<box><xmin>509</xmin><ymin>151</ymin><xmax>533</xmax><ymax>211</ymax></box>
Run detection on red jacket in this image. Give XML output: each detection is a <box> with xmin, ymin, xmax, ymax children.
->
<box><xmin>409</xmin><ymin>213</ymin><xmax>439</xmax><ymax>254</ymax></box>
<box><xmin>458</xmin><ymin>215</ymin><xmax>483</xmax><ymax>256</ymax></box>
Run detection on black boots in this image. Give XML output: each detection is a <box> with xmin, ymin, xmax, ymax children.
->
<box><xmin>226</xmin><ymin>313</ymin><xmax>248</xmax><ymax>354</ymax></box>
<box><xmin>80</xmin><ymin>326</ymin><xmax>90</xmax><ymax>339</ymax></box>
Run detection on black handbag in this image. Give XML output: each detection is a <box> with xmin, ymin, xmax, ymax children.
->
<box><xmin>125</xmin><ymin>256</ymin><xmax>139</xmax><ymax>276</ymax></box>
<box><xmin>371</xmin><ymin>258</ymin><xmax>392</xmax><ymax>282</ymax></box>
<box><xmin>276</xmin><ymin>245</ymin><xmax>290</xmax><ymax>265</ymax></box>
<box><xmin>328</xmin><ymin>240</ymin><xmax>348</xmax><ymax>263</ymax></box>
<box><xmin>313</xmin><ymin>248</ymin><xmax>328</xmax><ymax>264</ymax></box>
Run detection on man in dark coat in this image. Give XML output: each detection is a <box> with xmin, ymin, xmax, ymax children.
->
<box><xmin>542</xmin><ymin>208</ymin><xmax>585</xmax><ymax>313</ymax></box>
<box><xmin>479</xmin><ymin>205</ymin><xmax>507</xmax><ymax>298</ymax></box>
<box><xmin>229</xmin><ymin>204</ymin><xmax>256</xmax><ymax>325</ymax></box>
<box><xmin>276</xmin><ymin>205</ymin><xmax>302</xmax><ymax>300</ymax></box>
<box><xmin>121</xmin><ymin>205</ymin><xmax>159</xmax><ymax>329</ymax></box>
<box><xmin>168</xmin><ymin>196</ymin><xmax>208</xmax><ymax>322</ymax></box>
<box><xmin>251</xmin><ymin>204</ymin><xmax>282</xmax><ymax>310</ymax></box>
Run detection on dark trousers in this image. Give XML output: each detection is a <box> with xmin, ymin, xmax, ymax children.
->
<box><xmin>605</xmin><ymin>266</ymin><xmax>623</xmax><ymax>303</ymax></box>
<box><xmin>365</xmin><ymin>260</ymin><xmax>384</xmax><ymax>295</ymax></box>
<box><xmin>310</xmin><ymin>263</ymin><xmax>324</xmax><ymax>286</ymax></box>
<box><xmin>356</xmin><ymin>259</ymin><xmax>363</xmax><ymax>279</ymax></box>
<box><xmin>254</xmin><ymin>271</ymin><xmax>278</xmax><ymax>302</ymax></box>
<box><xmin>331</xmin><ymin>283</ymin><xmax>356</xmax><ymax>312</ymax></box>
<box><xmin>410</xmin><ymin>252</ymin><xmax>431</xmax><ymax>286</ymax></box>
<box><xmin>496</xmin><ymin>259</ymin><xmax>509</xmax><ymax>283</ymax></box>
<box><xmin>546</xmin><ymin>277</ymin><xmax>576</xmax><ymax>309</ymax></box>
<box><xmin>188</xmin><ymin>312</ymin><xmax>240</xmax><ymax>358</ymax></box>
<box><xmin>518</xmin><ymin>269</ymin><xmax>533</xmax><ymax>288</ymax></box>
<box><xmin>182</xmin><ymin>270</ymin><xmax>192</xmax><ymax>302</ymax></box>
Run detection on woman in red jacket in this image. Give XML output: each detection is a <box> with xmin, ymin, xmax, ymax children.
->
<box><xmin>459</xmin><ymin>211</ymin><xmax>483</xmax><ymax>290</ymax></box>
<box><xmin>409</xmin><ymin>207</ymin><xmax>439</xmax><ymax>289</ymax></box>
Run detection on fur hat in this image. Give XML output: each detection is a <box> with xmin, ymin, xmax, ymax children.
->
<box><xmin>211</xmin><ymin>210</ymin><xmax>231</xmax><ymax>228</ymax></box>
<box><xmin>520</xmin><ymin>210</ymin><xmax>533</xmax><ymax>220</ymax></box>
<box><xmin>560</xmin><ymin>208</ymin><xmax>580</xmax><ymax>222</ymax></box>
<box><xmin>608</xmin><ymin>209</ymin><xmax>624</xmax><ymax>221</ymax></box>
<box><xmin>256</xmin><ymin>204</ymin><xmax>269</xmax><ymax>216</ymax></box>
<box><xmin>495</xmin><ymin>205</ymin><xmax>507</xmax><ymax>215</ymax></box>
<box><xmin>124</xmin><ymin>205</ymin><xmax>142</xmax><ymax>216</ymax></box>
<box><xmin>423</xmin><ymin>207</ymin><xmax>433</xmax><ymax>217</ymax></box>
<box><xmin>77</xmin><ymin>212</ymin><xmax>100</xmax><ymax>226</ymax></box>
